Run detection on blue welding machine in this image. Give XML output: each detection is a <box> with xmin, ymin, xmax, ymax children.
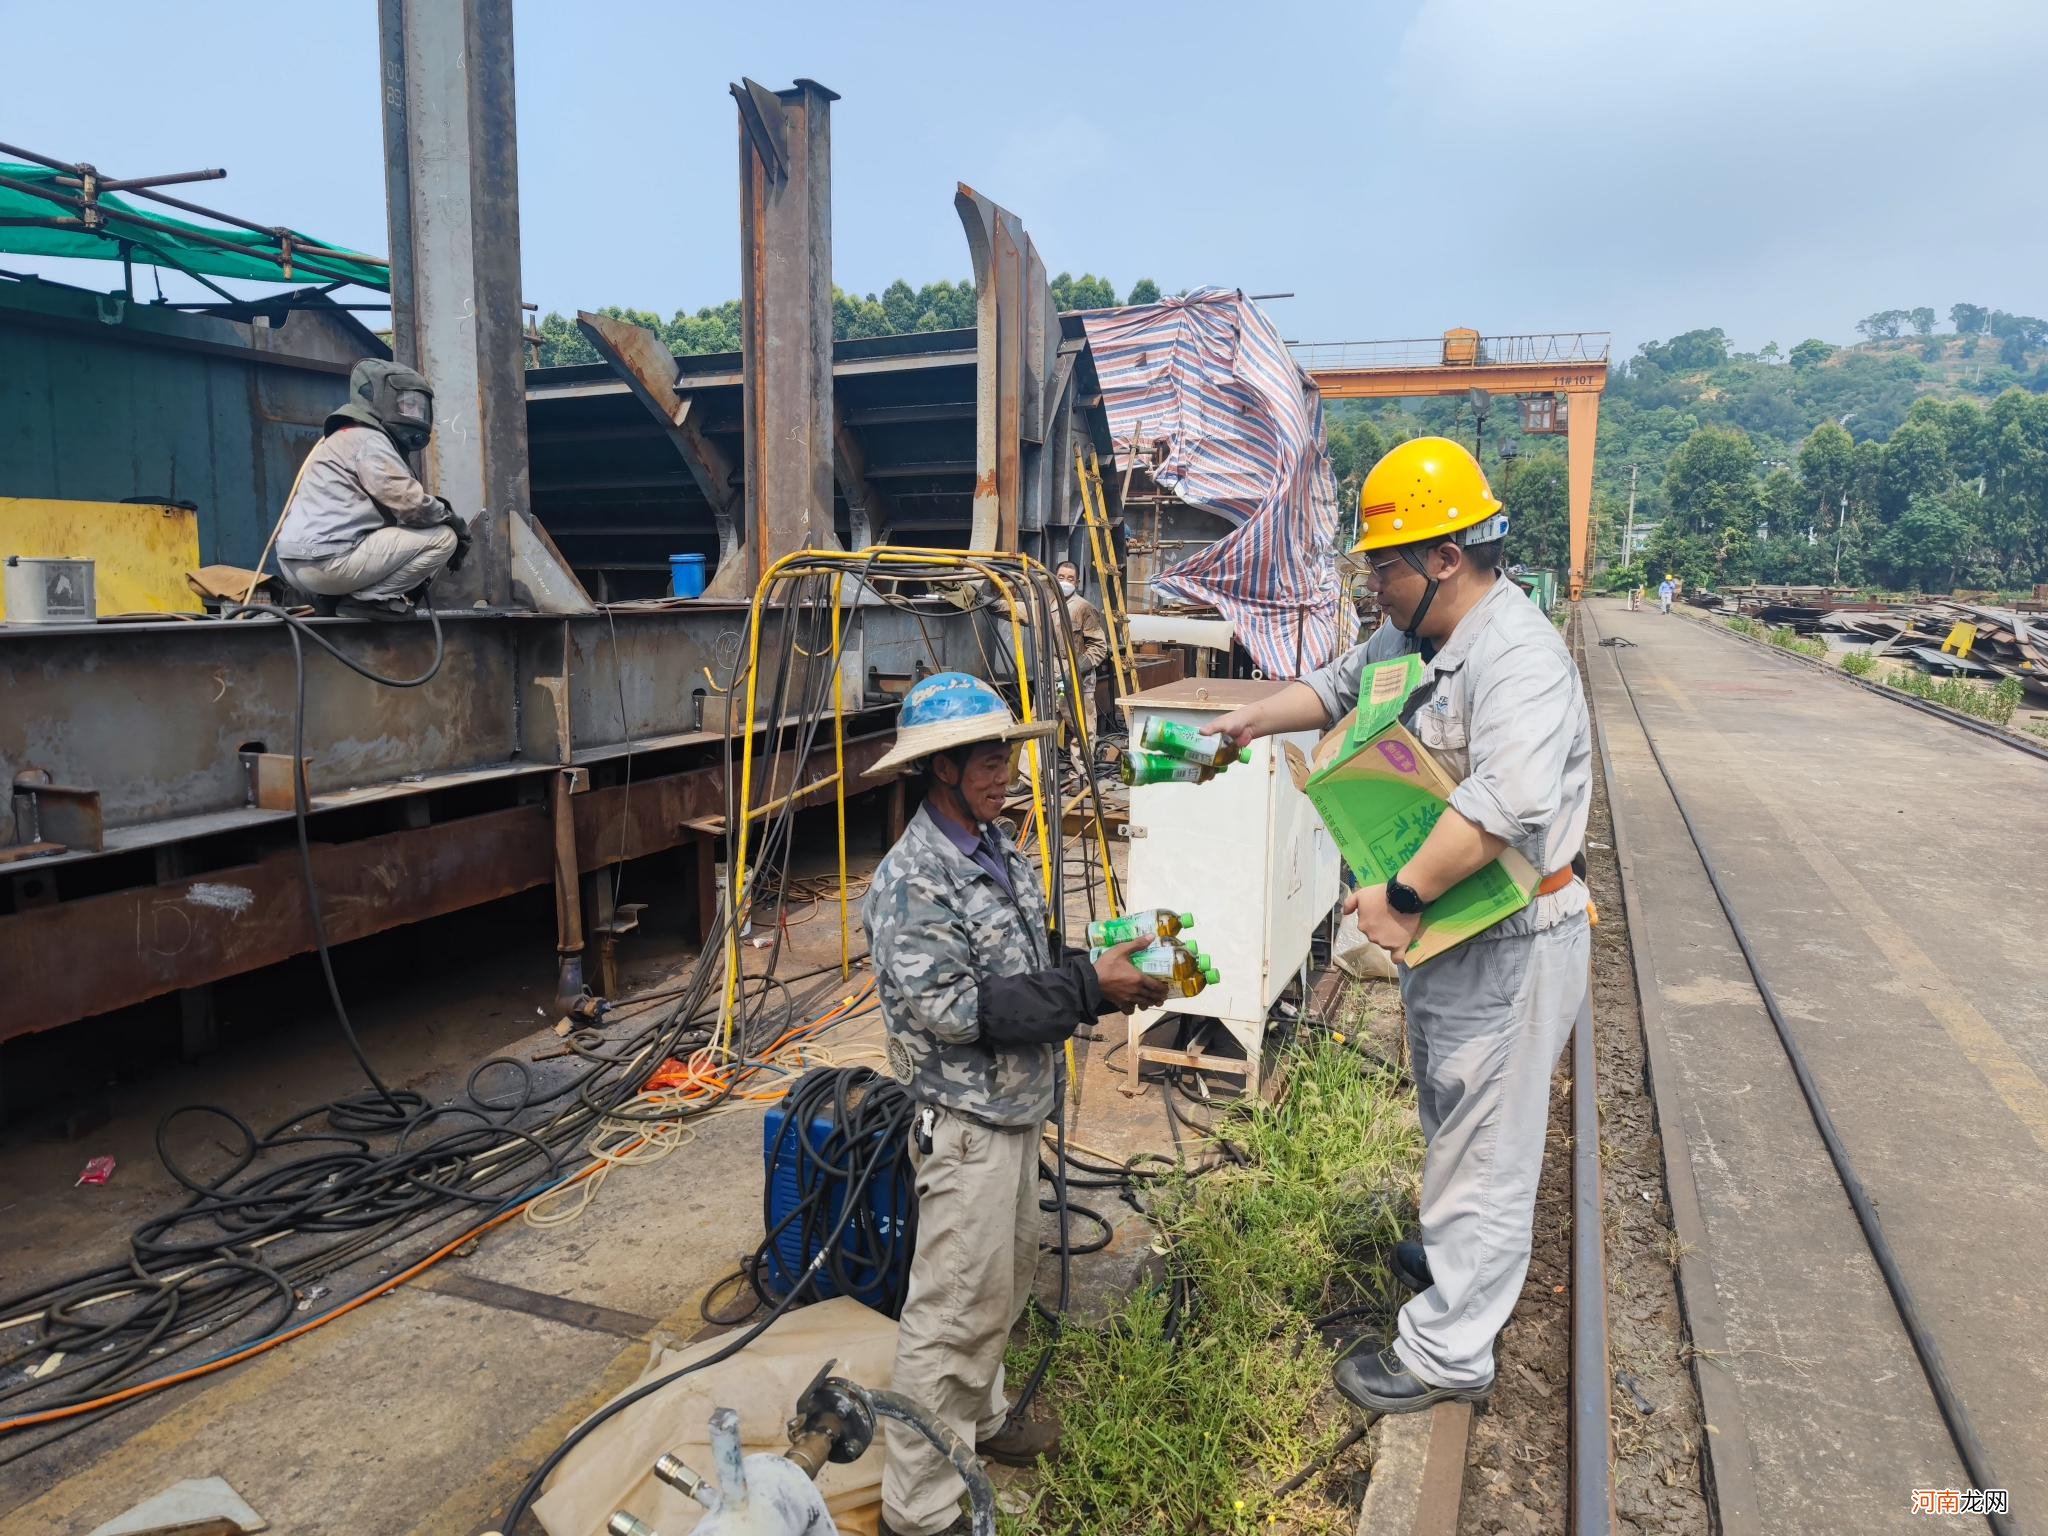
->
<box><xmin>760</xmin><ymin>1083</ymin><xmax>918</xmax><ymax>1315</ymax></box>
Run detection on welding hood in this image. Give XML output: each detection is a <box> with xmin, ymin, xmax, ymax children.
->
<box><xmin>326</xmin><ymin>358</ymin><xmax>435</xmax><ymax>453</ymax></box>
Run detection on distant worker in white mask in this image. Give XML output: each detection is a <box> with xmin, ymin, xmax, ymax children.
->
<box><xmin>1054</xmin><ymin>559</ymin><xmax>1109</xmax><ymax>778</ymax></box>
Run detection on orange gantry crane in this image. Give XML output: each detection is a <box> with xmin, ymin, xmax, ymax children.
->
<box><xmin>1297</xmin><ymin>330</ymin><xmax>1609</xmax><ymax>599</ymax></box>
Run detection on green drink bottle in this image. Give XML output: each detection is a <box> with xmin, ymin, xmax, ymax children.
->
<box><xmin>1139</xmin><ymin>717</ymin><xmax>1254</xmax><ymax>772</ymax></box>
<box><xmin>1086</xmin><ymin>909</ymin><xmax>1195</xmax><ymax>947</ymax></box>
<box><xmin>1091</xmin><ymin>938</ymin><xmax>1218</xmax><ymax>997</ymax></box>
<box><xmin>1119</xmin><ymin>749</ymin><xmax>1204</xmax><ymax>787</ymax></box>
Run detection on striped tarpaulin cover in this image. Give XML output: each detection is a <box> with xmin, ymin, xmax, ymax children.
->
<box><xmin>1081</xmin><ymin>287</ymin><xmax>1347</xmax><ymax>678</ymax></box>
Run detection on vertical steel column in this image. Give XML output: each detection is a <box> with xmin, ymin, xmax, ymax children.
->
<box><xmin>712</xmin><ymin>77</ymin><xmax>840</xmax><ymax>598</ymax></box>
<box><xmin>956</xmin><ymin>184</ymin><xmax>1069</xmax><ymax>553</ymax></box>
<box><xmin>378</xmin><ymin>0</ymin><xmax>529</xmax><ymax>607</ymax></box>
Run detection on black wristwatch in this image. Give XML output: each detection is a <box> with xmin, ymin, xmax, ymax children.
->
<box><xmin>1384</xmin><ymin>877</ymin><xmax>1426</xmax><ymax>915</ymax></box>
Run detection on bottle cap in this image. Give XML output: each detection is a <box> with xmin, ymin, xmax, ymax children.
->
<box><xmin>1237</xmin><ymin>747</ymin><xmax>1253</xmax><ymax>763</ymax></box>
<box><xmin>1179</xmin><ymin>913</ymin><xmax>1196</xmax><ymax>928</ymax></box>
<box><xmin>1202</xmin><ymin>967</ymin><xmax>1221</xmax><ymax>985</ymax></box>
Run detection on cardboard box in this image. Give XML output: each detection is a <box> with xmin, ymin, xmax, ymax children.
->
<box><xmin>1284</xmin><ymin>654</ymin><xmax>1537</xmax><ymax>965</ymax></box>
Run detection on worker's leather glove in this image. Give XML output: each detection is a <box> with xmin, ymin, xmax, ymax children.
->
<box><xmin>1093</xmin><ymin>937</ymin><xmax>1170</xmax><ymax>1013</ymax></box>
<box><xmin>444</xmin><ymin>506</ymin><xmax>474</xmax><ymax>573</ymax></box>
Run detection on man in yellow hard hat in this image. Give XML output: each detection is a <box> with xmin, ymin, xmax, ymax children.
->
<box><xmin>1204</xmin><ymin>436</ymin><xmax>1591</xmax><ymax>1414</ymax></box>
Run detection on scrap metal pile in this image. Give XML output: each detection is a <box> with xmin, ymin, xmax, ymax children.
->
<box><xmin>1693</xmin><ymin>584</ymin><xmax>2048</xmax><ymax>698</ymax></box>
<box><xmin>1822</xmin><ymin>599</ymin><xmax>2048</xmax><ymax>697</ymax></box>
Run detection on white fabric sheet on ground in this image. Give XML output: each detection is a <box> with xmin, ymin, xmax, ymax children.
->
<box><xmin>535</xmin><ymin>1295</ymin><xmax>898</xmax><ymax>1536</ymax></box>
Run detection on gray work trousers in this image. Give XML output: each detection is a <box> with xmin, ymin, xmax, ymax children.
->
<box><xmin>282</xmin><ymin>524</ymin><xmax>456</xmax><ymax>602</ymax></box>
<box><xmin>882</xmin><ymin>1105</ymin><xmax>1040</xmax><ymax>1536</ymax></box>
<box><xmin>1394</xmin><ymin>912</ymin><xmax>1590</xmax><ymax>1388</ymax></box>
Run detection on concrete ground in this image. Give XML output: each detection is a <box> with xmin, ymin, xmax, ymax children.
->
<box><xmin>1585</xmin><ymin>598</ymin><xmax>2046</xmax><ymax>1532</ymax></box>
<box><xmin>0</xmin><ymin>822</ymin><xmax>1187</xmax><ymax>1535</ymax></box>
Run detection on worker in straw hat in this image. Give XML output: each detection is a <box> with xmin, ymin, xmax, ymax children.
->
<box><xmin>1203</xmin><ymin>437</ymin><xmax>1592</xmax><ymax>1416</ymax></box>
<box><xmin>862</xmin><ymin>671</ymin><xmax>1167</xmax><ymax>1536</ymax></box>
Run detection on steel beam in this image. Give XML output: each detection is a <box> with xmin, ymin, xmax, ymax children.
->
<box><xmin>713</xmin><ymin>77</ymin><xmax>841</xmax><ymax>599</ymax></box>
<box><xmin>577</xmin><ymin>310</ymin><xmax>743</xmax><ymax>571</ymax></box>
<box><xmin>955</xmin><ymin>184</ymin><xmax>1071</xmax><ymax>553</ymax></box>
<box><xmin>0</xmin><ymin>608</ymin><xmax>975</xmax><ymax>842</ymax></box>
<box><xmin>0</xmin><ymin>733</ymin><xmax>893</xmax><ymax>1039</ymax></box>
<box><xmin>378</xmin><ymin>0</ymin><xmax>529</xmax><ymax>606</ymax></box>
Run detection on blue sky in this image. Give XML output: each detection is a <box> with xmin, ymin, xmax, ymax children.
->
<box><xmin>5</xmin><ymin>0</ymin><xmax>2045</xmax><ymax>358</ymax></box>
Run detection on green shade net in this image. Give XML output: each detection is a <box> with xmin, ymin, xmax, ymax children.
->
<box><xmin>0</xmin><ymin>164</ymin><xmax>387</xmax><ymax>290</ymax></box>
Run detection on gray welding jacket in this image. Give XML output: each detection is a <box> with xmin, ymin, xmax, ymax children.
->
<box><xmin>863</xmin><ymin>803</ymin><xmax>1072</xmax><ymax>1128</ymax></box>
<box><xmin>276</xmin><ymin>425</ymin><xmax>444</xmax><ymax>561</ymax></box>
<box><xmin>1301</xmin><ymin>575</ymin><xmax>1592</xmax><ymax>936</ymax></box>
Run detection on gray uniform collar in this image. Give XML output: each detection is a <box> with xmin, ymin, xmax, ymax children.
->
<box><xmin>1424</xmin><ymin>575</ymin><xmax>1516</xmax><ymax>677</ymax></box>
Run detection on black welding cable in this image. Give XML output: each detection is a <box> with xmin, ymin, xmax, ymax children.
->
<box><xmin>284</xmin><ymin>619</ymin><xmax>424</xmax><ymax>1120</ymax></box>
<box><xmin>2</xmin><ymin>632</ymin><xmax>871</xmax><ymax>1448</ymax></box>
<box><xmin>1604</xmin><ymin>642</ymin><xmax>2013</xmax><ymax>1536</ymax></box>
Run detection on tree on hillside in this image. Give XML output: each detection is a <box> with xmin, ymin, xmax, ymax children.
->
<box><xmin>1126</xmin><ymin>278</ymin><xmax>1162</xmax><ymax>305</ymax></box>
<box><xmin>1651</xmin><ymin>426</ymin><xmax>1758</xmax><ymax>582</ymax></box>
<box><xmin>1876</xmin><ymin>417</ymin><xmax>1949</xmax><ymax>519</ymax></box>
<box><xmin>1499</xmin><ymin>452</ymin><xmax>1570</xmax><ymax>574</ymax></box>
<box><xmin>1789</xmin><ymin>338</ymin><xmax>1833</xmax><ymax>370</ymax></box>
<box><xmin>1634</xmin><ymin>328</ymin><xmax>1730</xmax><ymax>375</ymax></box>
<box><xmin>1987</xmin><ymin>310</ymin><xmax>2048</xmax><ymax>369</ymax></box>
<box><xmin>1797</xmin><ymin>419</ymin><xmax>1856</xmax><ymax>548</ymax></box>
<box><xmin>1857</xmin><ymin>309</ymin><xmax>1908</xmax><ymax>341</ymax></box>
<box><xmin>1949</xmin><ymin>303</ymin><xmax>1988</xmax><ymax>334</ymax></box>
<box><xmin>1878</xmin><ymin>490</ymin><xmax>1975</xmax><ymax>591</ymax></box>
<box><xmin>1049</xmin><ymin>272</ymin><xmax>1117</xmax><ymax>311</ymax></box>
<box><xmin>1910</xmin><ymin>307</ymin><xmax>1936</xmax><ymax>337</ymax></box>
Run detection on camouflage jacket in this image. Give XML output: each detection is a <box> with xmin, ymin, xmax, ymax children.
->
<box><xmin>864</xmin><ymin>803</ymin><xmax>1096</xmax><ymax>1128</ymax></box>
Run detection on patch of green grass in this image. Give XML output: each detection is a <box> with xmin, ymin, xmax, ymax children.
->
<box><xmin>1885</xmin><ymin>670</ymin><xmax>2023</xmax><ymax>726</ymax></box>
<box><xmin>1766</xmin><ymin>625</ymin><xmax>1829</xmax><ymax>660</ymax></box>
<box><xmin>2023</xmin><ymin>717</ymin><xmax>2048</xmax><ymax>741</ymax></box>
<box><xmin>1013</xmin><ymin>1037</ymin><xmax>1419</xmax><ymax>1535</ymax></box>
<box><xmin>1840</xmin><ymin>650</ymin><xmax>1878</xmax><ymax>678</ymax></box>
<box><xmin>1726</xmin><ymin>615</ymin><xmax>1763</xmax><ymax>638</ymax></box>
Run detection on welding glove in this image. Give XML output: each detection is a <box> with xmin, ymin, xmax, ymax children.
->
<box><xmin>439</xmin><ymin>501</ymin><xmax>474</xmax><ymax>573</ymax></box>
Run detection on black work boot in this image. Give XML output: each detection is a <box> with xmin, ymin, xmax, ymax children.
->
<box><xmin>1393</xmin><ymin>1239</ymin><xmax>1433</xmax><ymax>1292</ymax></box>
<box><xmin>1333</xmin><ymin>1340</ymin><xmax>1493</xmax><ymax>1415</ymax></box>
<box><xmin>879</xmin><ymin>1515</ymin><xmax>971</xmax><ymax>1536</ymax></box>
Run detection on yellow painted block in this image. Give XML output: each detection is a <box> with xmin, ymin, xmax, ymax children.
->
<box><xmin>0</xmin><ymin>497</ymin><xmax>203</xmax><ymax>617</ymax></box>
<box><xmin>1940</xmin><ymin>620</ymin><xmax>1977</xmax><ymax>658</ymax></box>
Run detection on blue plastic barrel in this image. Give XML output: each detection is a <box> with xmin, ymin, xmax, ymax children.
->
<box><xmin>668</xmin><ymin>553</ymin><xmax>707</xmax><ymax>598</ymax></box>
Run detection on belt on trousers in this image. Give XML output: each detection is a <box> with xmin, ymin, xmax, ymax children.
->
<box><xmin>1535</xmin><ymin>864</ymin><xmax>1597</xmax><ymax>924</ymax></box>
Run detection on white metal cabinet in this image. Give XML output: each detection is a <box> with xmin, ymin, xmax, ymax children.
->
<box><xmin>1118</xmin><ymin>678</ymin><xmax>1340</xmax><ymax>1093</ymax></box>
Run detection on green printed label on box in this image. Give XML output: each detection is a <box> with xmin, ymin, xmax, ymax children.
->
<box><xmin>1290</xmin><ymin>655</ymin><xmax>1538</xmax><ymax>965</ymax></box>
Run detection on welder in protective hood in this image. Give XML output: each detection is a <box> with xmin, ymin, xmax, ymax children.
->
<box><xmin>275</xmin><ymin>358</ymin><xmax>472</xmax><ymax>619</ymax></box>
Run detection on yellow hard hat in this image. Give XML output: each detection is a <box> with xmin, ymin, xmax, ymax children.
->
<box><xmin>1353</xmin><ymin>436</ymin><xmax>1506</xmax><ymax>554</ymax></box>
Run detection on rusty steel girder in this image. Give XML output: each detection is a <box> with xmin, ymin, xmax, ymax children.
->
<box><xmin>955</xmin><ymin>184</ymin><xmax>1075</xmax><ymax>553</ymax></box>
<box><xmin>712</xmin><ymin>77</ymin><xmax>842</xmax><ymax>599</ymax></box>
<box><xmin>0</xmin><ymin>731</ymin><xmax>892</xmax><ymax>1040</ymax></box>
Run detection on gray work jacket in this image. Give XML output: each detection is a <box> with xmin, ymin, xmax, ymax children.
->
<box><xmin>1302</xmin><ymin>575</ymin><xmax>1592</xmax><ymax>935</ymax></box>
<box><xmin>863</xmin><ymin>804</ymin><xmax>1061</xmax><ymax>1128</ymax></box>
<box><xmin>276</xmin><ymin>426</ymin><xmax>444</xmax><ymax>560</ymax></box>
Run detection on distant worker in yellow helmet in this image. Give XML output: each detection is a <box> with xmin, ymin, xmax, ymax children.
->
<box><xmin>1203</xmin><ymin>436</ymin><xmax>1591</xmax><ymax>1414</ymax></box>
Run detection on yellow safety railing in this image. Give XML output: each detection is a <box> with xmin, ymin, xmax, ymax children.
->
<box><xmin>1072</xmin><ymin>447</ymin><xmax>1139</xmax><ymax>704</ymax></box>
<box><xmin>716</xmin><ymin>547</ymin><xmax>1123</xmax><ymax>1060</ymax></box>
